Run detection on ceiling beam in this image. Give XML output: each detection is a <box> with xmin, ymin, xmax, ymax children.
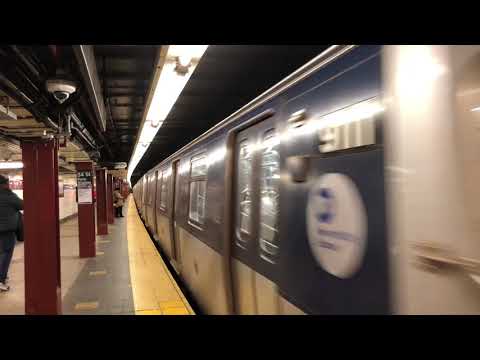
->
<box><xmin>73</xmin><ymin>45</ymin><xmax>107</xmax><ymax>132</ymax></box>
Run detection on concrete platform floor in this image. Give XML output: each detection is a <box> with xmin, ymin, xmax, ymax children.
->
<box><xmin>0</xmin><ymin>196</ymin><xmax>193</xmax><ymax>315</ymax></box>
<box><xmin>0</xmin><ymin>216</ymin><xmax>88</xmax><ymax>314</ymax></box>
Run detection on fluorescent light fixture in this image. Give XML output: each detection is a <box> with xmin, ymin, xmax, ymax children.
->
<box><xmin>0</xmin><ymin>161</ymin><xmax>23</xmax><ymax>169</ymax></box>
<box><xmin>146</xmin><ymin>45</ymin><xmax>208</xmax><ymax>123</ymax></box>
<box><xmin>127</xmin><ymin>45</ymin><xmax>209</xmax><ymax>184</ymax></box>
<box><xmin>471</xmin><ymin>106</ymin><xmax>480</xmax><ymax>112</ymax></box>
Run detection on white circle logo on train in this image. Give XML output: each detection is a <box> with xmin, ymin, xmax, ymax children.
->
<box><xmin>306</xmin><ymin>173</ymin><xmax>367</xmax><ymax>279</ymax></box>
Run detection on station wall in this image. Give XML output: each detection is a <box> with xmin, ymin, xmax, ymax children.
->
<box><xmin>2</xmin><ymin>171</ymin><xmax>78</xmax><ymax>221</ymax></box>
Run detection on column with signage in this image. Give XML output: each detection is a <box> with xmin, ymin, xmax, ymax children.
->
<box><xmin>75</xmin><ymin>162</ymin><xmax>96</xmax><ymax>258</ymax></box>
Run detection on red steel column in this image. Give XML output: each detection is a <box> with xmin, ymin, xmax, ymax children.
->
<box><xmin>75</xmin><ymin>162</ymin><xmax>96</xmax><ymax>258</ymax></box>
<box><xmin>95</xmin><ymin>168</ymin><xmax>108</xmax><ymax>235</ymax></box>
<box><xmin>107</xmin><ymin>173</ymin><xmax>114</xmax><ymax>224</ymax></box>
<box><xmin>22</xmin><ymin>138</ymin><xmax>62</xmax><ymax>315</ymax></box>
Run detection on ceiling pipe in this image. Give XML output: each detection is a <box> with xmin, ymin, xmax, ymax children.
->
<box><xmin>76</xmin><ymin>96</ymin><xmax>114</xmax><ymax>158</ymax></box>
<box><xmin>70</xmin><ymin>112</ymin><xmax>97</xmax><ymax>149</ymax></box>
<box><xmin>102</xmin><ymin>56</ymin><xmax>117</xmax><ymax>135</ymax></box>
<box><xmin>0</xmin><ymin>73</ymin><xmax>59</xmax><ymax>132</ymax></box>
<box><xmin>72</xmin><ymin>45</ymin><xmax>107</xmax><ymax>132</ymax></box>
<box><xmin>0</xmin><ymin>46</ymin><xmax>114</xmax><ymax>161</ymax></box>
<box><xmin>6</xmin><ymin>46</ymin><xmax>108</xmax><ymax>155</ymax></box>
<box><xmin>71</xmin><ymin>124</ymin><xmax>96</xmax><ymax>150</ymax></box>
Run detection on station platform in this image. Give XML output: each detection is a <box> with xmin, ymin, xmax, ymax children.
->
<box><xmin>0</xmin><ymin>196</ymin><xmax>194</xmax><ymax>315</ymax></box>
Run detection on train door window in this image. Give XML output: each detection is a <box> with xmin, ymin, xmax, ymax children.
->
<box><xmin>235</xmin><ymin>139</ymin><xmax>253</xmax><ymax>247</ymax></box>
<box><xmin>188</xmin><ymin>154</ymin><xmax>207</xmax><ymax>226</ymax></box>
<box><xmin>142</xmin><ymin>177</ymin><xmax>148</xmax><ymax>205</ymax></box>
<box><xmin>148</xmin><ymin>175</ymin><xmax>155</xmax><ymax>205</ymax></box>
<box><xmin>258</xmin><ymin>130</ymin><xmax>280</xmax><ymax>262</ymax></box>
<box><xmin>160</xmin><ymin>169</ymin><xmax>168</xmax><ymax>210</ymax></box>
<box><xmin>156</xmin><ymin>171</ymin><xmax>163</xmax><ymax>208</ymax></box>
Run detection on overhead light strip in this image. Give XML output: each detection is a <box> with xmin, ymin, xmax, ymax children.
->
<box><xmin>0</xmin><ymin>161</ymin><xmax>23</xmax><ymax>169</ymax></box>
<box><xmin>127</xmin><ymin>45</ymin><xmax>209</xmax><ymax>184</ymax></box>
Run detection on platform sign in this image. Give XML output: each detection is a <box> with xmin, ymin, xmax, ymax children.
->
<box><xmin>77</xmin><ymin>170</ymin><xmax>93</xmax><ymax>204</ymax></box>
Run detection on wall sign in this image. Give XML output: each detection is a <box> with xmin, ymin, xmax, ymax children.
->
<box><xmin>77</xmin><ymin>170</ymin><xmax>93</xmax><ymax>204</ymax></box>
<box><xmin>306</xmin><ymin>173</ymin><xmax>367</xmax><ymax>279</ymax></box>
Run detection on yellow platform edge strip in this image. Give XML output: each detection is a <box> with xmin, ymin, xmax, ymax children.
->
<box><xmin>126</xmin><ymin>197</ymin><xmax>195</xmax><ymax>315</ymax></box>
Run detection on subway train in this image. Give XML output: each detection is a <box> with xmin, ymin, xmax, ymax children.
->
<box><xmin>133</xmin><ymin>45</ymin><xmax>480</xmax><ymax>314</ymax></box>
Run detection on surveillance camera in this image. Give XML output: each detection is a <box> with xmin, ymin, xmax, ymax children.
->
<box><xmin>46</xmin><ymin>79</ymin><xmax>77</xmax><ymax>104</ymax></box>
<box><xmin>53</xmin><ymin>91</ymin><xmax>70</xmax><ymax>103</ymax></box>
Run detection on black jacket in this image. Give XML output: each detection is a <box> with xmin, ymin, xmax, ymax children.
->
<box><xmin>0</xmin><ymin>188</ymin><xmax>23</xmax><ymax>251</ymax></box>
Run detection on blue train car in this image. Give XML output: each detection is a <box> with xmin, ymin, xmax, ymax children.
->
<box><xmin>134</xmin><ymin>45</ymin><xmax>480</xmax><ymax>314</ymax></box>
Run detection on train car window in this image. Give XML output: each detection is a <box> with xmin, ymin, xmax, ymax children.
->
<box><xmin>189</xmin><ymin>154</ymin><xmax>207</xmax><ymax>226</ymax></box>
<box><xmin>236</xmin><ymin>139</ymin><xmax>253</xmax><ymax>247</ymax></box>
<box><xmin>160</xmin><ymin>169</ymin><xmax>168</xmax><ymax>210</ymax></box>
<box><xmin>258</xmin><ymin>130</ymin><xmax>280</xmax><ymax>262</ymax></box>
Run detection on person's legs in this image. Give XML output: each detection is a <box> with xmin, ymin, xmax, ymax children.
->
<box><xmin>119</xmin><ymin>206</ymin><xmax>123</xmax><ymax>217</ymax></box>
<box><xmin>0</xmin><ymin>247</ymin><xmax>14</xmax><ymax>284</ymax></box>
<box><xmin>0</xmin><ymin>251</ymin><xmax>7</xmax><ymax>283</ymax></box>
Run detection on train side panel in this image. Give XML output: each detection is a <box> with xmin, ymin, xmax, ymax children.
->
<box><xmin>133</xmin><ymin>45</ymin><xmax>396</xmax><ymax>314</ymax></box>
<box><xmin>173</xmin><ymin>143</ymin><xmax>230</xmax><ymax>314</ymax></box>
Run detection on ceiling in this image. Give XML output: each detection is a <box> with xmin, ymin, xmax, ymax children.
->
<box><xmin>0</xmin><ymin>87</ymin><xmax>91</xmax><ymax>173</ymax></box>
<box><xmin>0</xmin><ymin>45</ymin><xmax>160</xmax><ymax>167</ymax></box>
<box><xmin>94</xmin><ymin>45</ymin><xmax>158</xmax><ymax>163</ymax></box>
<box><xmin>131</xmin><ymin>45</ymin><xmax>329</xmax><ymax>184</ymax></box>
<box><xmin>0</xmin><ymin>45</ymin><xmax>330</xmax><ymax>184</ymax></box>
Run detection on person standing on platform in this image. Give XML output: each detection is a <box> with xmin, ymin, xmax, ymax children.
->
<box><xmin>113</xmin><ymin>187</ymin><xmax>124</xmax><ymax>218</ymax></box>
<box><xmin>0</xmin><ymin>175</ymin><xmax>23</xmax><ymax>292</ymax></box>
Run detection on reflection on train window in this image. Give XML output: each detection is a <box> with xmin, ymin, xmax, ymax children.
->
<box><xmin>191</xmin><ymin>155</ymin><xmax>207</xmax><ymax>177</ymax></box>
<box><xmin>189</xmin><ymin>154</ymin><xmax>207</xmax><ymax>226</ymax></box>
<box><xmin>236</xmin><ymin>139</ymin><xmax>253</xmax><ymax>247</ymax></box>
<box><xmin>160</xmin><ymin>170</ymin><xmax>168</xmax><ymax>209</ymax></box>
<box><xmin>156</xmin><ymin>171</ymin><xmax>162</xmax><ymax>208</ymax></box>
<box><xmin>259</xmin><ymin>130</ymin><xmax>280</xmax><ymax>262</ymax></box>
<box><xmin>148</xmin><ymin>174</ymin><xmax>155</xmax><ymax>205</ymax></box>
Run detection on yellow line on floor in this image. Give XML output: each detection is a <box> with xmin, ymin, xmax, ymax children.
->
<box><xmin>74</xmin><ymin>301</ymin><xmax>99</xmax><ymax>311</ymax></box>
<box><xmin>89</xmin><ymin>270</ymin><xmax>107</xmax><ymax>276</ymax></box>
<box><xmin>126</xmin><ymin>197</ymin><xmax>194</xmax><ymax>315</ymax></box>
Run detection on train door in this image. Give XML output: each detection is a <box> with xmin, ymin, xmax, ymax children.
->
<box><xmin>170</xmin><ymin>160</ymin><xmax>181</xmax><ymax>273</ymax></box>
<box><xmin>231</xmin><ymin>113</ymin><xmax>281</xmax><ymax>314</ymax></box>
<box><xmin>151</xmin><ymin>171</ymin><xmax>158</xmax><ymax>233</ymax></box>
